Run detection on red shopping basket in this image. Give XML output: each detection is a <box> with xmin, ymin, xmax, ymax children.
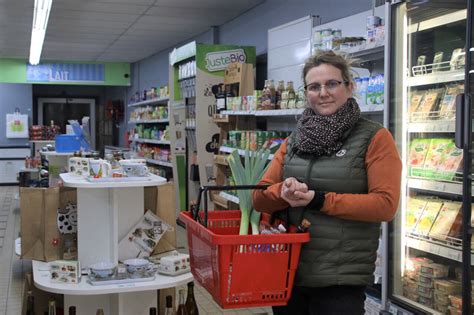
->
<box><xmin>178</xmin><ymin>185</ymin><xmax>310</xmax><ymax>309</ymax></box>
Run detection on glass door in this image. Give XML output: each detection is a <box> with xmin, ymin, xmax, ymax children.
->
<box><xmin>388</xmin><ymin>1</ymin><xmax>471</xmax><ymax>314</ymax></box>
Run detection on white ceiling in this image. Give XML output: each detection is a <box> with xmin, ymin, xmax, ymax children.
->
<box><xmin>0</xmin><ymin>0</ymin><xmax>264</xmax><ymax>63</ymax></box>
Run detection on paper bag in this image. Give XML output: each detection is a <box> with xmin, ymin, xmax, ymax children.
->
<box><xmin>6</xmin><ymin>113</ymin><xmax>29</xmax><ymax>138</ymax></box>
<box><xmin>224</xmin><ymin>62</ymin><xmax>254</xmax><ymax>97</ymax></box>
<box><xmin>20</xmin><ymin>187</ymin><xmax>77</xmax><ymax>262</ymax></box>
<box><xmin>145</xmin><ymin>183</ymin><xmax>178</xmax><ymax>255</ymax></box>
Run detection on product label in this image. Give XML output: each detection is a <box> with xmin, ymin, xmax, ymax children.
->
<box><xmin>205</xmin><ymin>49</ymin><xmax>246</xmax><ymax>72</ymax></box>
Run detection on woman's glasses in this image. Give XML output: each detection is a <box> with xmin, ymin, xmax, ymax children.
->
<box><xmin>304</xmin><ymin>80</ymin><xmax>348</xmax><ymax>93</ymax></box>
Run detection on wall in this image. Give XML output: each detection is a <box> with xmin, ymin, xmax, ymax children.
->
<box><xmin>0</xmin><ymin>83</ymin><xmax>33</xmax><ymax>146</ymax></box>
<box><xmin>127</xmin><ymin>0</ymin><xmax>372</xmax><ymax>95</ymax></box>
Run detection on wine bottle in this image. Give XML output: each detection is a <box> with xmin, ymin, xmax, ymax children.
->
<box><xmin>26</xmin><ymin>290</ymin><xmax>35</xmax><ymax>315</ymax></box>
<box><xmin>164</xmin><ymin>295</ymin><xmax>175</xmax><ymax>315</ymax></box>
<box><xmin>47</xmin><ymin>299</ymin><xmax>56</xmax><ymax>315</ymax></box>
<box><xmin>176</xmin><ymin>289</ymin><xmax>188</xmax><ymax>315</ymax></box>
<box><xmin>149</xmin><ymin>307</ymin><xmax>157</xmax><ymax>315</ymax></box>
<box><xmin>96</xmin><ymin>309</ymin><xmax>104</xmax><ymax>315</ymax></box>
<box><xmin>185</xmin><ymin>282</ymin><xmax>199</xmax><ymax>315</ymax></box>
<box><xmin>68</xmin><ymin>306</ymin><xmax>76</xmax><ymax>315</ymax></box>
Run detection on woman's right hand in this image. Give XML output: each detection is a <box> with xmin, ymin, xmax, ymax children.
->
<box><xmin>281</xmin><ymin>177</ymin><xmax>315</xmax><ymax>207</ymax></box>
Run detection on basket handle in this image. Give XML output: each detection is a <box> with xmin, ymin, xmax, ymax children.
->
<box><xmin>192</xmin><ymin>184</ymin><xmax>269</xmax><ymax>228</ymax></box>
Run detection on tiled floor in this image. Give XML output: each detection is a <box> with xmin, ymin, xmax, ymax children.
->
<box><xmin>0</xmin><ymin>186</ymin><xmax>271</xmax><ymax>315</ymax></box>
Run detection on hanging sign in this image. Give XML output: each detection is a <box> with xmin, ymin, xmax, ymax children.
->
<box><xmin>26</xmin><ymin>63</ymin><xmax>105</xmax><ymax>83</ymax></box>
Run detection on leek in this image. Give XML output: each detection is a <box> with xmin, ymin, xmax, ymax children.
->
<box><xmin>227</xmin><ymin>148</ymin><xmax>270</xmax><ymax>235</ymax></box>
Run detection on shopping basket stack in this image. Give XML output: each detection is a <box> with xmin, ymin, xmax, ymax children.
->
<box><xmin>178</xmin><ymin>185</ymin><xmax>310</xmax><ymax>309</ymax></box>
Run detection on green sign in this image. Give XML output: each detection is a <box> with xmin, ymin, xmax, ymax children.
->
<box><xmin>0</xmin><ymin>59</ymin><xmax>131</xmax><ymax>86</ymax></box>
<box><xmin>196</xmin><ymin>44</ymin><xmax>256</xmax><ymax>77</ymax></box>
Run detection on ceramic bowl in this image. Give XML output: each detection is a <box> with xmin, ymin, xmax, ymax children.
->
<box><xmin>89</xmin><ymin>262</ymin><xmax>117</xmax><ymax>279</ymax></box>
<box><xmin>123</xmin><ymin>258</ymin><xmax>150</xmax><ymax>277</ymax></box>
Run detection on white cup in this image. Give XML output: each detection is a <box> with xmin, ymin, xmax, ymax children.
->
<box><xmin>89</xmin><ymin>159</ymin><xmax>112</xmax><ymax>178</ymax></box>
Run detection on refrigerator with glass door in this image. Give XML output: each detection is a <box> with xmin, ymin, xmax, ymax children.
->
<box><xmin>386</xmin><ymin>0</ymin><xmax>473</xmax><ymax>314</ymax></box>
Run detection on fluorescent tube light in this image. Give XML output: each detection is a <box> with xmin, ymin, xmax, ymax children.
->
<box><xmin>29</xmin><ymin>0</ymin><xmax>53</xmax><ymax>65</ymax></box>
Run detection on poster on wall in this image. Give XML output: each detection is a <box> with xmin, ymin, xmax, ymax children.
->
<box><xmin>6</xmin><ymin>112</ymin><xmax>28</xmax><ymax>138</ymax></box>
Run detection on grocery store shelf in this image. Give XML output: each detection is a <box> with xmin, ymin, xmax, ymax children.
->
<box><xmin>219</xmin><ymin>191</ymin><xmax>239</xmax><ymax>204</ymax></box>
<box><xmin>407</xmin><ymin>177</ymin><xmax>469</xmax><ymax>195</ymax></box>
<box><xmin>408</xmin><ymin>70</ymin><xmax>464</xmax><ymax>87</ymax></box>
<box><xmin>220</xmin><ymin>108</ymin><xmax>304</xmax><ymax>117</ymax></box>
<box><xmin>128</xmin><ymin>119</ymin><xmax>169</xmax><ymax>124</ymax></box>
<box><xmin>219</xmin><ymin>146</ymin><xmax>274</xmax><ymax>160</ymax></box>
<box><xmin>344</xmin><ymin>43</ymin><xmax>384</xmax><ymax>63</ymax></box>
<box><xmin>145</xmin><ymin>158</ymin><xmax>172</xmax><ymax>168</ymax></box>
<box><xmin>127</xmin><ymin>97</ymin><xmax>169</xmax><ymax>107</ymax></box>
<box><xmin>407</xmin><ymin>9</ymin><xmax>466</xmax><ymax>34</ymax></box>
<box><xmin>255</xmin><ymin>109</ymin><xmax>305</xmax><ymax>116</ymax></box>
<box><xmin>134</xmin><ymin>139</ymin><xmax>170</xmax><ymax>145</ymax></box>
<box><xmin>408</xmin><ymin>120</ymin><xmax>455</xmax><ymax>133</ymax></box>
<box><xmin>405</xmin><ymin>235</ymin><xmax>473</xmax><ymax>264</ymax></box>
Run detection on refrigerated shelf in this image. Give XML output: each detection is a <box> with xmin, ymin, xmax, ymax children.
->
<box><xmin>408</xmin><ymin>70</ymin><xmax>464</xmax><ymax>87</ymax></box>
<box><xmin>407</xmin><ymin>177</ymin><xmax>472</xmax><ymax>196</ymax></box>
<box><xmin>406</xmin><ymin>234</ymin><xmax>474</xmax><ymax>264</ymax></box>
<box><xmin>408</xmin><ymin>121</ymin><xmax>455</xmax><ymax>133</ymax></box>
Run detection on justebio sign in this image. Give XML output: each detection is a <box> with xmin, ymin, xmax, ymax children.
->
<box><xmin>205</xmin><ymin>49</ymin><xmax>246</xmax><ymax>72</ymax></box>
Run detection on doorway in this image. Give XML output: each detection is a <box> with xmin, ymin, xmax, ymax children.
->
<box><xmin>37</xmin><ymin>98</ymin><xmax>96</xmax><ymax>149</ymax></box>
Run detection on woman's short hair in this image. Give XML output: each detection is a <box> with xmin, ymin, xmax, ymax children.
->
<box><xmin>302</xmin><ymin>50</ymin><xmax>354</xmax><ymax>86</ymax></box>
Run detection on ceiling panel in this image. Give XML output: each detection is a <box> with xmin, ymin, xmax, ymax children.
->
<box><xmin>52</xmin><ymin>2</ymin><xmax>149</xmax><ymax>15</ymax></box>
<box><xmin>49</xmin><ymin>10</ymin><xmax>141</xmax><ymax>23</ymax></box>
<box><xmin>0</xmin><ymin>0</ymin><xmax>264</xmax><ymax>62</ymax></box>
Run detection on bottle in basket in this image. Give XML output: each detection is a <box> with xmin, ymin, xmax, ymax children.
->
<box><xmin>177</xmin><ymin>289</ymin><xmax>188</xmax><ymax>315</ymax></box>
<box><xmin>185</xmin><ymin>282</ymin><xmax>199</xmax><ymax>315</ymax></box>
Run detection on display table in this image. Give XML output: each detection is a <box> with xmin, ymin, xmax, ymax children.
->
<box><xmin>41</xmin><ymin>173</ymin><xmax>180</xmax><ymax>315</ymax></box>
<box><xmin>33</xmin><ymin>261</ymin><xmax>192</xmax><ymax>295</ymax></box>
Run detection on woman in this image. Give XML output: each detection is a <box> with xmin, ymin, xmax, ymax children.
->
<box><xmin>252</xmin><ymin>50</ymin><xmax>401</xmax><ymax>314</ymax></box>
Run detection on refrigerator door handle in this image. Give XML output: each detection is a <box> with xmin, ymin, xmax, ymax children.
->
<box><xmin>455</xmin><ymin>93</ymin><xmax>465</xmax><ymax>149</ymax></box>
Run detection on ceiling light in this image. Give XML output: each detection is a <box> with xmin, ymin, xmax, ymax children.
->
<box><xmin>29</xmin><ymin>0</ymin><xmax>53</xmax><ymax>65</ymax></box>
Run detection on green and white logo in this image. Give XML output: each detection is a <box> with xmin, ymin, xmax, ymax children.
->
<box><xmin>205</xmin><ymin>49</ymin><xmax>246</xmax><ymax>72</ymax></box>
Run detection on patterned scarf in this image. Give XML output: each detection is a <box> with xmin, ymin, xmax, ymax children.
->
<box><xmin>293</xmin><ymin>97</ymin><xmax>361</xmax><ymax>156</ymax></box>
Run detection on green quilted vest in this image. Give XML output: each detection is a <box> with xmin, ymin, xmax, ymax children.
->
<box><xmin>284</xmin><ymin>117</ymin><xmax>382</xmax><ymax>287</ymax></box>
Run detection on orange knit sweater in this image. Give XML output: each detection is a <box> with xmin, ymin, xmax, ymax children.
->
<box><xmin>252</xmin><ymin>128</ymin><xmax>402</xmax><ymax>222</ymax></box>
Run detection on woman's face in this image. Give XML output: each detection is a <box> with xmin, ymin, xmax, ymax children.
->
<box><xmin>304</xmin><ymin>63</ymin><xmax>353</xmax><ymax>116</ymax></box>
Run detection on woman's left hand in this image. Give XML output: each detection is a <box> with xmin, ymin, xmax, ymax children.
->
<box><xmin>281</xmin><ymin>178</ymin><xmax>315</xmax><ymax>207</ymax></box>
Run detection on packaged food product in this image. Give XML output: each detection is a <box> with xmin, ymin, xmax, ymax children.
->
<box><xmin>403</xmin><ymin>289</ymin><xmax>419</xmax><ymax>302</ymax></box>
<box><xmin>434</xmin><ymin>290</ymin><xmax>450</xmax><ymax>305</ymax></box>
<box><xmin>429</xmin><ymin>202</ymin><xmax>462</xmax><ymax>240</ymax></box>
<box><xmin>448</xmin><ymin>294</ymin><xmax>462</xmax><ymax>309</ymax></box>
<box><xmin>449</xmin><ymin>48</ymin><xmax>465</xmax><ymax>71</ymax></box>
<box><xmin>417</xmin><ymin>285</ymin><xmax>434</xmax><ymax>298</ymax></box>
<box><xmin>417</xmin><ymin>275</ymin><xmax>435</xmax><ymax>288</ymax></box>
<box><xmin>408</xmin><ymin>138</ymin><xmax>431</xmax><ymax>176</ymax></box>
<box><xmin>439</xmin><ymin>84</ymin><xmax>463</xmax><ymax>120</ymax></box>
<box><xmin>403</xmin><ymin>276</ymin><xmax>418</xmax><ymax>292</ymax></box>
<box><xmin>413</xmin><ymin>200</ymin><xmax>444</xmax><ymax>236</ymax></box>
<box><xmin>432</xmin><ymin>51</ymin><xmax>445</xmax><ymax>72</ymax></box>
<box><xmin>420</xmin><ymin>262</ymin><xmax>449</xmax><ymax>278</ymax></box>
<box><xmin>405</xmin><ymin>257</ymin><xmax>433</xmax><ymax>279</ymax></box>
<box><xmin>416</xmin><ymin>88</ymin><xmax>444</xmax><ymax>117</ymax></box>
<box><xmin>406</xmin><ymin>197</ymin><xmax>428</xmax><ymax>232</ymax></box>
<box><xmin>436</xmin><ymin>141</ymin><xmax>463</xmax><ymax>181</ymax></box>
<box><xmin>448</xmin><ymin>305</ymin><xmax>462</xmax><ymax>315</ymax></box>
<box><xmin>417</xmin><ymin>295</ymin><xmax>434</xmax><ymax>308</ymax></box>
<box><xmin>408</xmin><ymin>91</ymin><xmax>425</xmax><ymax>116</ymax></box>
<box><xmin>434</xmin><ymin>279</ymin><xmax>461</xmax><ymax>295</ymax></box>
<box><xmin>434</xmin><ymin>302</ymin><xmax>449</xmax><ymax>314</ymax></box>
<box><xmin>423</xmin><ymin>138</ymin><xmax>453</xmax><ymax>178</ymax></box>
